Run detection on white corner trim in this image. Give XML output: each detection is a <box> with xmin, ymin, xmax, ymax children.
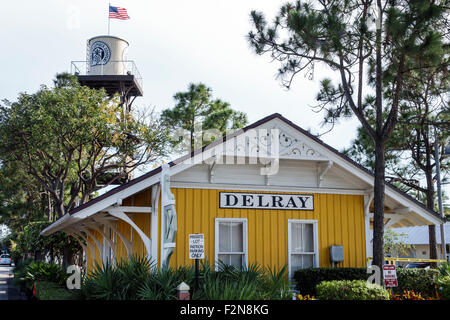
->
<box><xmin>151</xmin><ymin>183</ymin><xmax>161</xmax><ymax>265</ymax></box>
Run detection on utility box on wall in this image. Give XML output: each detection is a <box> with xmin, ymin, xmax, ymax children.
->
<box><xmin>330</xmin><ymin>245</ymin><xmax>344</xmax><ymax>266</ymax></box>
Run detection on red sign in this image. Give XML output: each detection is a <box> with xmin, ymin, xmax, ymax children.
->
<box><xmin>382</xmin><ymin>265</ymin><xmax>398</xmax><ymax>287</ymax></box>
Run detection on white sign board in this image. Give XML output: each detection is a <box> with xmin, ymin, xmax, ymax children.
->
<box><xmin>382</xmin><ymin>265</ymin><xmax>398</xmax><ymax>287</ymax></box>
<box><xmin>219</xmin><ymin>192</ymin><xmax>314</xmax><ymax>210</ymax></box>
<box><xmin>189</xmin><ymin>234</ymin><xmax>205</xmax><ymax>259</ymax></box>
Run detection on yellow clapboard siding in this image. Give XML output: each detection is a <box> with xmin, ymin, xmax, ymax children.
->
<box><xmin>86</xmin><ymin>188</ymin><xmax>366</xmax><ymax>273</ymax></box>
<box><xmin>164</xmin><ymin>189</ymin><xmax>366</xmax><ymax>270</ymax></box>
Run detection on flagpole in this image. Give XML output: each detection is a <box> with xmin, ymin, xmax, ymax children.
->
<box><xmin>108</xmin><ymin>3</ymin><xmax>110</xmax><ymax>35</ymax></box>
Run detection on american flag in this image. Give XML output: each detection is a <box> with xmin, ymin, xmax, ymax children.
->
<box><xmin>109</xmin><ymin>5</ymin><xmax>130</xmax><ymax>20</ymax></box>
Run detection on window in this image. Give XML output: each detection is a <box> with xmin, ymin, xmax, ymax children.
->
<box><xmin>288</xmin><ymin>220</ymin><xmax>319</xmax><ymax>278</ymax></box>
<box><xmin>215</xmin><ymin>218</ymin><xmax>248</xmax><ymax>270</ymax></box>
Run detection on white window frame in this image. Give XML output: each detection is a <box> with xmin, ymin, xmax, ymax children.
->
<box><xmin>288</xmin><ymin>219</ymin><xmax>319</xmax><ymax>278</ymax></box>
<box><xmin>214</xmin><ymin>218</ymin><xmax>248</xmax><ymax>271</ymax></box>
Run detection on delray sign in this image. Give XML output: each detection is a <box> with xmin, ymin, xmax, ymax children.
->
<box><xmin>219</xmin><ymin>192</ymin><xmax>314</xmax><ymax>210</ymax></box>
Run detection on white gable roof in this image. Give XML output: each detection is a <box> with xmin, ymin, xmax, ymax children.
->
<box><xmin>42</xmin><ymin>113</ymin><xmax>445</xmax><ymax>236</ymax></box>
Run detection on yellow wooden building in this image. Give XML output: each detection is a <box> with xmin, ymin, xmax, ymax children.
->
<box><xmin>41</xmin><ymin>114</ymin><xmax>445</xmax><ymax>277</ymax></box>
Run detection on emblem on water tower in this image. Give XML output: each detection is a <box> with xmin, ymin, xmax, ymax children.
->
<box><xmin>90</xmin><ymin>41</ymin><xmax>111</xmax><ymax>67</ymax></box>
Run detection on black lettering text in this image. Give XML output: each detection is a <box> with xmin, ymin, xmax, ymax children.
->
<box><xmin>225</xmin><ymin>194</ymin><xmax>238</xmax><ymax>206</ymax></box>
<box><xmin>242</xmin><ymin>195</ymin><xmax>254</xmax><ymax>207</ymax></box>
<box><xmin>297</xmin><ymin>196</ymin><xmax>309</xmax><ymax>208</ymax></box>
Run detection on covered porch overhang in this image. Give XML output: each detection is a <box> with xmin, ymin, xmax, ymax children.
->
<box><xmin>41</xmin><ymin>185</ymin><xmax>161</xmax><ymax>267</ymax></box>
<box><xmin>363</xmin><ymin>189</ymin><xmax>446</xmax><ymax>263</ymax></box>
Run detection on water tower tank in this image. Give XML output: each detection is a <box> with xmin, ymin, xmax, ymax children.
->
<box><xmin>88</xmin><ymin>35</ymin><xmax>129</xmax><ymax>76</ymax></box>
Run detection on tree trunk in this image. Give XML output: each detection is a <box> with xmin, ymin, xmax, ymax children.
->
<box><xmin>372</xmin><ymin>139</ymin><xmax>386</xmax><ymax>269</ymax></box>
<box><xmin>190</xmin><ymin>130</ymin><xmax>195</xmax><ymax>153</ymax></box>
<box><xmin>425</xmin><ymin>170</ymin><xmax>438</xmax><ymax>267</ymax></box>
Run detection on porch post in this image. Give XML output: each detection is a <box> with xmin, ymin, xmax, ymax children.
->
<box><xmin>151</xmin><ymin>184</ymin><xmax>161</xmax><ymax>266</ymax></box>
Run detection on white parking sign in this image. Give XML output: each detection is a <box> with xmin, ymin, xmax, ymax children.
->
<box><xmin>189</xmin><ymin>234</ymin><xmax>205</xmax><ymax>259</ymax></box>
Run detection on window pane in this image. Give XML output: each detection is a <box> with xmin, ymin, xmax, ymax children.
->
<box><xmin>291</xmin><ymin>223</ymin><xmax>302</xmax><ymax>252</ymax></box>
<box><xmin>218</xmin><ymin>254</ymin><xmax>230</xmax><ymax>265</ymax></box>
<box><xmin>291</xmin><ymin>254</ymin><xmax>314</xmax><ymax>272</ymax></box>
<box><xmin>303</xmin><ymin>224</ymin><xmax>314</xmax><ymax>252</ymax></box>
<box><xmin>218</xmin><ymin>254</ymin><xmax>243</xmax><ymax>268</ymax></box>
<box><xmin>219</xmin><ymin>222</ymin><xmax>243</xmax><ymax>253</ymax></box>
<box><xmin>229</xmin><ymin>254</ymin><xmax>243</xmax><ymax>268</ymax></box>
<box><xmin>230</xmin><ymin>223</ymin><xmax>243</xmax><ymax>252</ymax></box>
<box><xmin>291</xmin><ymin>223</ymin><xmax>314</xmax><ymax>253</ymax></box>
<box><xmin>219</xmin><ymin>223</ymin><xmax>231</xmax><ymax>252</ymax></box>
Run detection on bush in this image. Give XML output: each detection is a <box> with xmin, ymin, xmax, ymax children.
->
<box><xmin>78</xmin><ymin>258</ymin><xmax>292</xmax><ymax>300</ymax></box>
<box><xmin>12</xmin><ymin>260</ymin><xmax>68</xmax><ymax>299</ymax></box>
<box><xmin>191</xmin><ymin>262</ymin><xmax>291</xmax><ymax>300</ymax></box>
<box><xmin>35</xmin><ymin>281</ymin><xmax>75</xmax><ymax>300</ymax></box>
<box><xmin>316</xmin><ymin>280</ymin><xmax>389</xmax><ymax>300</ymax></box>
<box><xmin>293</xmin><ymin>268</ymin><xmax>368</xmax><ymax>296</ymax></box>
<box><xmin>138</xmin><ymin>265</ymin><xmax>195</xmax><ymax>300</ymax></box>
<box><xmin>394</xmin><ymin>268</ymin><xmax>439</xmax><ymax>298</ymax></box>
<box><xmin>438</xmin><ymin>263</ymin><xmax>450</xmax><ymax>276</ymax></box>
<box><xmin>437</xmin><ymin>276</ymin><xmax>450</xmax><ymax>300</ymax></box>
<box><xmin>25</xmin><ymin>261</ymin><xmax>68</xmax><ymax>286</ymax></box>
<box><xmin>12</xmin><ymin>258</ymin><xmax>36</xmax><ymax>297</ymax></box>
<box><xmin>294</xmin><ymin>267</ymin><xmax>440</xmax><ymax>298</ymax></box>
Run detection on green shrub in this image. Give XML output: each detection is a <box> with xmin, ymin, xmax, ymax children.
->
<box><xmin>78</xmin><ymin>255</ymin><xmax>161</xmax><ymax>300</ymax></box>
<box><xmin>137</xmin><ymin>265</ymin><xmax>195</xmax><ymax>300</ymax></box>
<box><xmin>316</xmin><ymin>280</ymin><xmax>389</xmax><ymax>300</ymax></box>
<box><xmin>189</xmin><ymin>262</ymin><xmax>290</xmax><ymax>300</ymax></box>
<box><xmin>78</xmin><ymin>261</ymin><xmax>128</xmax><ymax>300</ymax></box>
<box><xmin>35</xmin><ymin>281</ymin><xmax>75</xmax><ymax>300</ymax></box>
<box><xmin>294</xmin><ymin>267</ymin><xmax>440</xmax><ymax>298</ymax></box>
<box><xmin>293</xmin><ymin>268</ymin><xmax>368</xmax><ymax>296</ymax></box>
<box><xmin>12</xmin><ymin>260</ymin><xmax>68</xmax><ymax>299</ymax></box>
<box><xmin>25</xmin><ymin>261</ymin><xmax>68</xmax><ymax>286</ymax></box>
<box><xmin>12</xmin><ymin>258</ymin><xmax>35</xmax><ymax>293</ymax></box>
<box><xmin>394</xmin><ymin>268</ymin><xmax>439</xmax><ymax>298</ymax></box>
<box><xmin>438</xmin><ymin>263</ymin><xmax>450</xmax><ymax>277</ymax></box>
<box><xmin>437</xmin><ymin>276</ymin><xmax>450</xmax><ymax>300</ymax></box>
<box><xmin>78</xmin><ymin>257</ymin><xmax>292</xmax><ymax>300</ymax></box>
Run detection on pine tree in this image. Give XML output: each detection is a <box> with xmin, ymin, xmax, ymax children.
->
<box><xmin>248</xmin><ymin>0</ymin><xmax>448</xmax><ymax>268</ymax></box>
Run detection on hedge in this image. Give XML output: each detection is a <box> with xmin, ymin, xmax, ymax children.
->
<box><xmin>437</xmin><ymin>276</ymin><xmax>450</xmax><ymax>300</ymax></box>
<box><xmin>293</xmin><ymin>267</ymin><xmax>440</xmax><ymax>297</ymax></box>
<box><xmin>316</xmin><ymin>280</ymin><xmax>389</xmax><ymax>300</ymax></box>
<box><xmin>395</xmin><ymin>268</ymin><xmax>439</xmax><ymax>298</ymax></box>
<box><xmin>293</xmin><ymin>268</ymin><xmax>368</xmax><ymax>296</ymax></box>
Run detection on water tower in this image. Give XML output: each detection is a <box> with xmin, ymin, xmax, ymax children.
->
<box><xmin>71</xmin><ymin>35</ymin><xmax>143</xmax><ymax>113</ymax></box>
<box><xmin>71</xmin><ymin>35</ymin><xmax>143</xmax><ymax>184</ymax></box>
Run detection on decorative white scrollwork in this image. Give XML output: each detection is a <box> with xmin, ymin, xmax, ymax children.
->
<box><xmin>274</xmin><ymin>127</ymin><xmax>325</xmax><ymax>160</ymax></box>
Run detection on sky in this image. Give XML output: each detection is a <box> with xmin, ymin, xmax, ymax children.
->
<box><xmin>0</xmin><ymin>0</ymin><xmax>448</xmax><ymax>202</ymax></box>
<box><xmin>0</xmin><ymin>0</ymin><xmax>360</xmax><ymax>151</ymax></box>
